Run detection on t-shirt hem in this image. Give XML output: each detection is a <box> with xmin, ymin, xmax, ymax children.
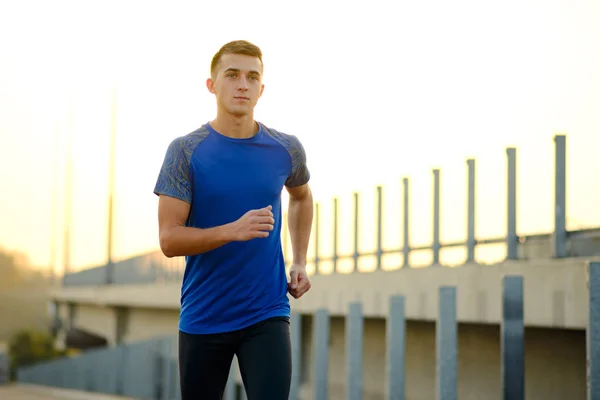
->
<box><xmin>178</xmin><ymin>308</ymin><xmax>291</xmax><ymax>335</ymax></box>
<box><xmin>284</xmin><ymin>177</ymin><xmax>310</xmax><ymax>188</ymax></box>
<box><xmin>153</xmin><ymin>189</ymin><xmax>192</xmax><ymax>204</ymax></box>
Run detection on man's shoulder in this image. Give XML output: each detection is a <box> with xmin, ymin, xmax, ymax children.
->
<box><xmin>163</xmin><ymin>125</ymin><xmax>211</xmax><ymax>163</ymax></box>
<box><xmin>154</xmin><ymin>127</ymin><xmax>211</xmax><ymax>201</ymax></box>
<box><xmin>260</xmin><ymin>123</ymin><xmax>304</xmax><ymax>152</ymax></box>
<box><xmin>172</xmin><ymin>125</ymin><xmax>211</xmax><ymax>149</ymax></box>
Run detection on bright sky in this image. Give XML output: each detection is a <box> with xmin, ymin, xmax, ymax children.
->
<box><xmin>1</xmin><ymin>0</ymin><xmax>599</xmax><ymax>275</ymax></box>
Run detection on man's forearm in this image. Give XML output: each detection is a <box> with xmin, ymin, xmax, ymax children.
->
<box><xmin>287</xmin><ymin>191</ymin><xmax>314</xmax><ymax>266</ymax></box>
<box><xmin>160</xmin><ymin>224</ymin><xmax>234</xmax><ymax>258</ymax></box>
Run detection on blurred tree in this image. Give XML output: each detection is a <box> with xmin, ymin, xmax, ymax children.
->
<box><xmin>7</xmin><ymin>329</ymin><xmax>66</xmax><ymax>380</ymax></box>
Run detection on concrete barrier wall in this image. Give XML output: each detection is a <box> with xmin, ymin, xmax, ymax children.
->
<box><xmin>23</xmin><ymin>262</ymin><xmax>600</xmax><ymax>399</ymax></box>
<box><xmin>54</xmin><ymin>257</ymin><xmax>598</xmax><ymax>331</ymax></box>
<box><xmin>17</xmin><ymin>336</ymin><xmax>178</xmax><ymax>400</ymax></box>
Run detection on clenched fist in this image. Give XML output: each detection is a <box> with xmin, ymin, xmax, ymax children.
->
<box><xmin>230</xmin><ymin>205</ymin><xmax>275</xmax><ymax>241</ymax></box>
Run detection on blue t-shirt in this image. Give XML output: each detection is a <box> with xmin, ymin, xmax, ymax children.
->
<box><xmin>153</xmin><ymin>122</ymin><xmax>310</xmax><ymax>334</ymax></box>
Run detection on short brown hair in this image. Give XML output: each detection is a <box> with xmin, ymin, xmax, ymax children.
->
<box><xmin>210</xmin><ymin>40</ymin><xmax>263</xmax><ymax>77</ymax></box>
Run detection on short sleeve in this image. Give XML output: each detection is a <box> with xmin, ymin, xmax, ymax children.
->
<box><xmin>285</xmin><ymin>135</ymin><xmax>310</xmax><ymax>188</ymax></box>
<box><xmin>153</xmin><ymin>136</ymin><xmax>192</xmax><ymax>204</ymax></box>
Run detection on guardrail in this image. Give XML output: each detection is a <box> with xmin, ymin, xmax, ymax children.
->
<box><xmin>18</xmin><ymin>261</ymin><xmax>600</xmax><ymax>399</ymax></box>
<box><xmin>61</xmin><ymin>134</ymin><xmax>600</xmax><ymax>287</ymax></box>
<box><xmin>283</xmin><ymin>134</ymin><xmax>574</xmax><ymax>272</ymax></box>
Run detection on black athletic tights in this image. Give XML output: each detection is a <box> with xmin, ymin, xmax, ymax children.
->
<box><xmin>179</xmin><ymin>316</ymin><xmax>292</xmax><ymax>400</ymax></box>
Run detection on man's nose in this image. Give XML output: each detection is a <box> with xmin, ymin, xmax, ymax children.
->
<box><xmin>237</xmin><ymin>77</ymin><xmax>249</xmax><ymax>90</ymax></box>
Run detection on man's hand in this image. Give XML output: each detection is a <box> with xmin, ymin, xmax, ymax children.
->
<box><xmin>229</xmin><ymin>205</ymin><xmax>275</xmax><ymax>241</ymax></box>
<box><xmin>288</xmin><ymin>264</ymin><xmax>311</xmax><ymax>299</ymax></box>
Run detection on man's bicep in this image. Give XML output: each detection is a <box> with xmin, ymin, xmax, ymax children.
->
<box><xmin>158</xmin><ymin>195</ymin><xmax>191</xmax><ymax>231</ymax></box>
<box><xmin>286</xmin><ymin>183</ymin><xmax>311</xmax><ymax>200</ymax></box>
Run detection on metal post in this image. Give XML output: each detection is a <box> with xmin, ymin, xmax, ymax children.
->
<box><xmin>506</xmin><ymin>148</ymin><xmax>517</xmax><ymax>260</ymax></box>
<box><xmin>386</xmin><ymin>295</ymin><xmax>406</xmax><ymax>400</ymax></box>
<box><xmin>501</xmin><ymin>275</ymin><xmax>524</xmax><ymax>400</ymax></box>
<box><xmin>314</xmin><ymin>309</ymin><xmax>330</xmax><ymax>400</ymax></box>
<box><xmin>376</xmin><ymin>185</ymin><xmax>383</xmax><ymax>270</ymax></box>
<box><xmin>466</xmin><ymin>159</ymin><xmax>476</xmax><ymax>263</ymax></box>
<box><xmin>553</xmin><ymin>135</ymin><xmax>567</xmax><ymax>258</ymax></box>
<box><xmin>432</xmin><ymin>169</ymin><xmax>441</xmax><ymax>265</ymax></box>
<box><xmin>290</xmin><ymin>312</ymin><xmax>302</xmax><ymax>400</ymax></box>
<box><xmin>333</xmin><ymin>198</ymin><xmax>339</xmax><ymax>273</ymax></box>
<box><xmin>436</xmin><ymin>286</ymin><xmax>457</xmax><ymax>400</ymax></box>
<box><xmin>49</xmin><ymin>122</ymin><xmax>60</xmax><ymax>282</ymax></box>
<box><xmin>0</xmin><ymin>346</ymin><xmax>9</xmax><ymax>384</ymax></box>
<box><xmin>106</xmin><ymin>88</ymin><xmax>117</xmax><ymax>285</ymax></box>
<box><xmin>173</xmin><ymin>359</ymin><xmax>181</xmax><ymax>400</ymax></box>
<box><xmin>353</xmin><ymin>192</ymin><xmax>359</xmax><ymax>272</ymax></box>
<box><xmin>588</xmin><ymin>262</ymin><xmax>600</xmax><ymax>399</ymax></box>
<box><xmin>347</xmin><ymin>302</ymin><xmax>363</xmax><ymax>400</ymax></box>
<box><xmin>62</xmin><ymin>98</ymin><xmax>74</xmax><ymax>286</ymax></box>
<box><xmin>402</xmin><ymin>178</ymin><xmax>410</xmax><ymax>267</ymax></box>
<box><xmin>314</xmin><ymin>202</ymin><xmax>320</xmax><ymax>274</ymax></box>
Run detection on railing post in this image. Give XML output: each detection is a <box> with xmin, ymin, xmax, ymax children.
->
<box><xmin>115</xmin><ymin>344</ymin><xmax>127</xmax><ymax>396</ymax></box>
<box><xmin>402</xmin><ymin>178</ymin><xmax>410</xmax><ymax>267</ymax></box>
<box><xmin>0</xmin><ymin>346</ymin><xmax>9</xmax><ymax>385</ymax></box>
<box><xmin>347</xmin><ymin>302</ymin><xmax>363</xmax><ymax>400</ymax></box>
<box><xmin>314</xmin><ymin>308</ymin><xmax>330</xmax><ymax>400</ymax></box>
<box><xmin>314</xmin><ymin>202</ymin><xmax>320</xmax><ymax>274</ymax></box>
<box><xmin>501</xmin><ymin>275</ymin><xmax>524</xmax><ymax>400</ymax></box>
<box><xmin>436</xmin><ymin>286</ymin><xmax>457</xmax><ymax>400</ymax></box>
<box><xmin>466</xmin><ymin>159</ymin><xmax>476</xmax><ymax>263</ymax></box>
<box><xmin>333</xmin><ymin>198</ymin><xmax>339</xmax><ymax>273</ymax></box>
<box><xmin>386</xmin><ymin>295</ymin><xmax>406</xmax><ymax>400</ymax></box>
<box><xmin>173</xmin><ymin>358</ymin><xmax>181</xmax><ymax>400</ymax></box>
<box><xmin>588</xmin><ymin>261</ymin><xmax>600</xmax><ymax>399</ymax></box>
<box><xmin>553</xmin><ymin>134</ymin><xmax>567</xmax><ymax>258</ymax></box>
<box><xmin>376</xmin><ymin>185</ymin><xmax>383</xmax><ymax>271</ymax></box>
<box><xmin>432</xmin><ymin>169</ymin><xmax>441</xmax><ymax>265</ymax></box>
<box><xmin>353</xmin><ymin>192</ymin><xmax>360</xmax><ymax>272</ymax></box>
<box><xmin>506</xmin><ymin>148</ymin><xmax>518</xmax><ymax>260</ymax></box>
<box><xmin>290</xmin><ymin>312</ymin><xmax>302</xmax><ymax>400</ymax></box>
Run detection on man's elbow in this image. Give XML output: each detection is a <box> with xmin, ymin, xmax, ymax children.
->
<box><xmin>159</xmin><ymin>230</ymin><xmax>177</xmax><ymax>258</ymax></box>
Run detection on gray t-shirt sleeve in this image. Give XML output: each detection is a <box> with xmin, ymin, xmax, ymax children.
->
<box><xmin>285</xmin><ymin>135</ymin><xmax>310</xmax><ymax>188</ymax></box>
<box><xmin>153</xmin><ymin>136</ymin><xmax>193</xmax><ymax>204</ymax></box>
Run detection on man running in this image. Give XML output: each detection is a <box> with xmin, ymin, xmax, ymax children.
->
<box><xmin>153</xmin><ymin>40</ymin><xmax>314</xmax><ymax>399</ymax></box>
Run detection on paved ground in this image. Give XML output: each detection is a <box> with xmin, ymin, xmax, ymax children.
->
<box><xmin>0</xmin><ymin>384</ymin><xmax>132</xmax><ymax>399</ymax></box>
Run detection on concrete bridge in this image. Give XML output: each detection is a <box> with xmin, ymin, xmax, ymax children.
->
<box><xmin>27</xmin><ymin>134</ymin><xmax>600</xmax><ymax>398</ymax></box>
<box><xmin>46</xmin><ymin>230</ymin><xmax>599</xmax><ymax>399</ymax></box>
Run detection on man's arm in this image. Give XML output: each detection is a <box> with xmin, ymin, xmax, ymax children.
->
<box><xmin>286</xmin><ymin>183</ymin><xmax>313</xmax><ymax>266</ymax></box>
<box><xmin>158</xmin><ymin>195</ymin><xmax>233</xmax><ymax>257</ymax></box>
<box><xmin>158</xmin><ymin>195</ymin><xmax>274</xmax><ymax>258</ymax></box>
<box><xmin>286</xmin><ymin>183</ymin><xmax>313</xmax><ymax>299</ymax></box>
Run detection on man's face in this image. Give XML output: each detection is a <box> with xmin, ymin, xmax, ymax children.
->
<box><xmin>207</xmin><ymin>53</ymin><xmax>264</xmax><ymax>116</ymax></box>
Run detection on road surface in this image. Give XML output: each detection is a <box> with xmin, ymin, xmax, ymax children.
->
<box><xmin>0</xmin><ymin>384</ymin><xmax>132</xmax><ymax>399</ymax></box>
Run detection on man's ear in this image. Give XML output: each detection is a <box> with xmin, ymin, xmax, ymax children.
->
<box><xmin>206</xmin><ymin>78</ymin><xmax>216</xmax><ymax>94</ymax></box>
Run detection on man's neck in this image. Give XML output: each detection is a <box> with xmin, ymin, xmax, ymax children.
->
<box><xmin>210</xmin><ymin>111</ymin><xmax>258</xmax><ymax>139</ymax></box>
